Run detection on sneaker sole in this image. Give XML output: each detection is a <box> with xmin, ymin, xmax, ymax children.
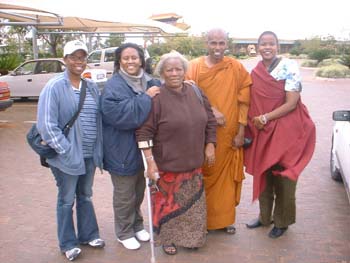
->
<box><xmin>65</xmin><ymin>249</ymin><xmax>81</xmax><ymax>261</ymax></box>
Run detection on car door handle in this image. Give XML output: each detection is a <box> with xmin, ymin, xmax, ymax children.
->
<box><xmin>27</xmin><ymin>79</ymin><xmax>33</xmax><ymax>82</ymax></box>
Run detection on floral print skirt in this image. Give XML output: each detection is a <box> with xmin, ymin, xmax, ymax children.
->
<box><xmin>152</xmin><ymin>168</ymin><xmax>207</xmax><ymax>248</ymax></box>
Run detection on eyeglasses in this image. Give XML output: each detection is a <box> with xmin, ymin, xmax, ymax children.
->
<box><xmin>67</xmin><ymin>55</ymin><xmax>87</xmax><ymax>62</ymax></box>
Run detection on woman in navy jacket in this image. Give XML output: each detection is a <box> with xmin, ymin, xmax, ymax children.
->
<box><xmin>101</xmin><ymin>43</ymin><xmax>161</xmax><ymax>250</ymax></box>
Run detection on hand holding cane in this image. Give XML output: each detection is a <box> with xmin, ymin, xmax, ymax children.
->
<box><xmin>141</xmin><ymin>151</ymin><xmax>159</xmax><ymax>263</ymax></box>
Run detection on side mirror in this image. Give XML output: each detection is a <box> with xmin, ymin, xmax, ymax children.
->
<box><xmin>333</xmin><ymin>110</ymin><xmax>350</xmax><ymax>121</ymax></box>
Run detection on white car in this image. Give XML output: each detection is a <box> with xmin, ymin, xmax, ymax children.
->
<box><xmin>0</xmin><ymin>58</ymin><xmax>107</xmax><ymax>99</ymax></box>
<box><xmin>87</xmin><ymin>46</ymin><xmax>151</xmax><ymax>78</ymax></box>
<box><xmin>330</xmin><ymin>110</ymin><xmax>350</xmax><ymax>202</ymax></box>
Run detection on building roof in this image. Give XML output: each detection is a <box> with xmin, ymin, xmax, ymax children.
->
<box><xmin>149</xmin><ymin>13</ymin><xmax>182</xmax><ymax>20</ymax></box>
<box><xmin>232</xmin><ymin>38</ymin><xmax>295</xmax><ymax>44</ymax></box>
<box><xmin>175</xmin><ymin>22</ymin><xmax>191</xmax><ymax>31</ymax></box>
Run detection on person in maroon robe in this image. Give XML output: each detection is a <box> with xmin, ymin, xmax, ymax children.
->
<box><xmin>244</xmin><ymin>31</ymin><xmax>316</xmax><ymax>238</ymax></box>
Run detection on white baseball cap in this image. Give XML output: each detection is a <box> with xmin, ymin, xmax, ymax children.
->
<box><xmin>63</xmin><ymin>40</ymin><xmax>88</xmax><ymax>56</ymax></box>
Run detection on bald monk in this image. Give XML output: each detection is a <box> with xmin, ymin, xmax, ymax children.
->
<box><xmin>186</xmin><ymin>28</ymin><xmax>251</xmax><ymax>234</ymax></box>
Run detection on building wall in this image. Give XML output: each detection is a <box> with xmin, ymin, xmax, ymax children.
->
<box><xmin>232</xmin><ymin>42</ymin><xmax>294</xmax><ymax>55</ymax></box>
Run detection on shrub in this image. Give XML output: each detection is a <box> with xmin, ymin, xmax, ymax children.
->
<box><xmin>308</xmin><ymin>49</ymin><xmax>332</xmax><ymax>62</ymax></box>
<box><xmin>340</xmin><ymin>54</ymin><xmax>350</xmax><ymax>69</ymax></box>
<box><xmin>301</xmin><ymin>60</ymin><xmax>318</xmax><ymax>67</ymax></box>
<box><xmin>290</xmin><ymin>47</ymin><xmax>301</xmax><ymax>56</ymax></box>
<box><xmin>318</xmin><ymin>58</ymin><xmax>342</xmax><ymax>67</ymax></box>
<box><xmin>0</xmin><ymin>54</ymin><xmax>21</xmax><ymax>75</ymax></box>
<box><xmin>316</xmin><ymin>64</ymin><xmax>350</xmax><ymax>78</ymax></box>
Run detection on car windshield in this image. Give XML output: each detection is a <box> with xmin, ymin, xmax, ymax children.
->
<box><xmin>88</xmin><ymin>50</ymin><xmax>102</xmax><ymax>63</ymax></box>
<box><xmin>104</xmin><ymin>50</ymin><xmax>115</xmax><ymax>62</ymax></box>
<box><xmin>15</xmin><ymin>62</ymin><xmax>35</xmax><ymax>75</ymax></box>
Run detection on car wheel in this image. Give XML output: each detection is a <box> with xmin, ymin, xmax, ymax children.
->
<box><xmin>330</xmin><ymin>135</ymin><xmax>342</xmax><ymax>182</ymax></box>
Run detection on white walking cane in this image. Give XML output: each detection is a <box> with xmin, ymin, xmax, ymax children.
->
<box><xmin>141</xmin><ymin>151</ymin><xmax>157</xmax><ymax>263</ymax></box>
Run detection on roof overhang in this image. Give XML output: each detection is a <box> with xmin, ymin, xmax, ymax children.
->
<box><xmin>0</xmin><ymin>3</ymin><xmax>63</xmax><ymax>26</ymax></box>
<box><xmin>0</xmin><ymin>3</ymin><xmax>187</xmax><ymax>37</ymax></box>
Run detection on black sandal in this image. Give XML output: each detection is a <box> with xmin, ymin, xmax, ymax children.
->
<box><xmin>162</xmin><ymin>244</ymin><xmax>177</xmax><ymax>255</ymax></box>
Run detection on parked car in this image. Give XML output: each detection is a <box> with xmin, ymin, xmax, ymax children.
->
<box><xmin>0</xmin><ymin>58</ymin><xmax>107</xmax><ymax>99</ymax></box>
<box><xmin>87</xmin><ymin>46</ymin><xmax>151</xmax><ymax>78</ymax></box>
<box><xmin>330</xmin><ymin>110</ymin><xmax>350</xmax><ymax>202</ymax></box>
<box><xmin>0</xmin><ymin>81</ymin><xmax>13</xmax><ymax>111</ymax></box>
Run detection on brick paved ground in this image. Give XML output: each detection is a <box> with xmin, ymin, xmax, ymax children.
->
<box><xmin>0</xmin><ymin>62</ymin><xmax>349</xmax><ymax>263</ymax></box>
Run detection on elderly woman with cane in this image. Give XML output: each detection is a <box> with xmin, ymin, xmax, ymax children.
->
<box><xmin>136</xmin><ymin>51</ymin><xmax>217</xmax><ymax>255</ymax></box>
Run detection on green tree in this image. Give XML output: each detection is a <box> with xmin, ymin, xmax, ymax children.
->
<box><xmin>8</xmin><ymin>26</ymin><xmax>30</xmax><ymax>54</ymax></box>
<box><xmin>105</xmin><ymin>34</ymin><xmax>125</xmax><ymax>47</ymax></box>
<box><xmin>290</xmin><ymin>40</ymin><xmax>303</xmax><ymax>56</ymax></box>
<box><xmin>308</xmin><ymin>48</ymin><xmax>333</xmax><ymax>63</ymax></box>
<box><xmin>300</xmin><ymin>37</ymin><xmax>322</xmax><ymax>54</ymax></box>
<box><xmin>147</xmin><ymin>35</ymin><xmax>206</xmax><ymax>59</ymax></box>
<box><xmin>38</xmin><ymin>30</ymin><xmax>64</xmax><ymax>57</ymax></box>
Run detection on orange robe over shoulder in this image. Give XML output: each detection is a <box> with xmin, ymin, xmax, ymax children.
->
<box><xmin>186</xmin><ymin>57</ymin><xmax>251</xmax><ymax>229</ymax></box>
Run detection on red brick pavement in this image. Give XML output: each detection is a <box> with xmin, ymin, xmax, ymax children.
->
<box><xmin>0</xmin><ymin>63</ymin><xmax>349</xmax><ymax>263</ymax></box>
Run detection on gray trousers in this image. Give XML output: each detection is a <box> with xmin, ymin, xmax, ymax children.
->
<box><xmin>259</xmin><ymin>170</ymin><xmax>297</xmax><ymax>228</ymax></box>
<box><xmin>110</xmin><ymin>170</ymin><xmax>146</xmax><ymax>240</ymax></box>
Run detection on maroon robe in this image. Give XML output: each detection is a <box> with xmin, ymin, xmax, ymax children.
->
<box><xmin>244</xmin><ymin>61</ymin><xmax>316</xmax><ymax>200</ymax></box>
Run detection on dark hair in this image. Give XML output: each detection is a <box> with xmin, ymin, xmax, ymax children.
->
<box><xmin>145</xmin><ymin>57</ymin><xmax>153</xmax><ymax>75</ymax></box>
<box><xmin>258</xmin><ymin>31</ymin><xmax>279</xmax><ymax>46</ymax></box>
<box><xmin>114</xmin><ymin>43</ymin><xmax>145</xmax><ymax>71</ymax></box>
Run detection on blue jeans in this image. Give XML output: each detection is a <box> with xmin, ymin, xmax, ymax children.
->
<box><xmin>50</xmin><ymin>158</ymin><xmax>100</xmax><ymax>252</ymax></box>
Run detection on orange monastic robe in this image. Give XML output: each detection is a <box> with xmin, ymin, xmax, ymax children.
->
<box><xmin>186</xmin><ymin>56</ymin><xmax>251</xmax><ymax>229</ymax></box>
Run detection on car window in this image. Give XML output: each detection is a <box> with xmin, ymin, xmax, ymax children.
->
<box><xmin>15</xmin><ymin>62</ymin><xmax>36</xmax><ymax>75</ymax></box>
<box><xmin>105</xmin><ymin>50</ymin><xmax>115</xmax><ymax>62</ymax></box>
<box><xmin>38</xmin><ymin>61</ymin><xmax>64</xmax><ymax>73</ymax></box>
<box><xmin>88</xmin><ymin>51</ymin><xmax>102</xmax><ymax>64</ymax></box>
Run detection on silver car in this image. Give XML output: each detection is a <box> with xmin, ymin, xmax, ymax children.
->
<box><xmin>330</xmin><ymin>110</ymin><xmax>350</xmax><ymax>202</ymax></box>
<box><xmin>0</xmin><ymin>58</ymin><xmax>107</xmax><ymax>99</ymax></box>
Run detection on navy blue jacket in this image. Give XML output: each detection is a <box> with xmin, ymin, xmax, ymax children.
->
<box><xmin>101</xmin><ymin>73</ymin><xmax>161</xmax><ymax>175</ymax></box>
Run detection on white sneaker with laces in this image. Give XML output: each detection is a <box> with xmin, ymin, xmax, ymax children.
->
<box><xmin>88</xmin><ymin>238</ymin><xmax>105</xmax><ymax>248</ymax></box>
<box><xmin>65</xmin><ymin>247</ymin><xmax>81</xmax><ymax>261</ymax></box>
<box><xmin>117</xmin><ymin>237</ymin><xmax>141</xmax><ymax>250</ymax></box>
<box><xmin>135</xmin><ymin>229</ymin><xmax>150</xmax><ymax>242</ymax></box>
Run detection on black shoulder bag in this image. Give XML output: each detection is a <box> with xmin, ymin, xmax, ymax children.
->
<box><xmin>27</xmin><ymin>80</ymin><xmax>87</xmax><ymax>167</ymax></box>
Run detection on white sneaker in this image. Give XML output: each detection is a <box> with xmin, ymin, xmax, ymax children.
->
<box><xmin>65</xmin><ymin>247</ymin><xmax>81</xmax><ymax>261</ymax></box>
<box><xmin>135</xmin><ymin>229</ymin><xmax>150</xmax><ymax>242</ymax></box>
<box><xmin>88</xmin><ymin>238</ymin><xmax>105</xmax><ymax>248</ymax></box>
<box><xmin>117</xmin><ymin>237</ymin><xmax>141</xmax><ymax>250</ymax></box>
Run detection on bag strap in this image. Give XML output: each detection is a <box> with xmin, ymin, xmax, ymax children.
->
<box><xmin>63</xmin><ymin>79</ymin><xmax>87</xmax><ymax>135</ymax></box>
<box><xmin>191</xmin><ymin>84</ymin><xmax>204</xmax><ymax>105</ymax></box>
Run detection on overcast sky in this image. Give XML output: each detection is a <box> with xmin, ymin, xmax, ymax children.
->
<box><xmin>2</xmin><ymin>0</ymin><xmax>350</xmax><ymax>40</ymax></box>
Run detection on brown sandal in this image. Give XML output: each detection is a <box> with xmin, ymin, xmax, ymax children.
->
<box><xmin>162</xmin><ymin>244</ymin><xmax>177</xmax><ymax>255</ymax></box>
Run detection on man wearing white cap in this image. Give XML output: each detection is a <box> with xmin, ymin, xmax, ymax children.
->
<box><xmin>36</xmin><ymin>40</ymin><xmax>105</xmax><ymax>261</ymax></box>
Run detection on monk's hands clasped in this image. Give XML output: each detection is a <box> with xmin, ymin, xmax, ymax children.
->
<box><xmin>232</xmin><ymin>133</ymin><xmax>244</xmax><ymax>149</ymax></box>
